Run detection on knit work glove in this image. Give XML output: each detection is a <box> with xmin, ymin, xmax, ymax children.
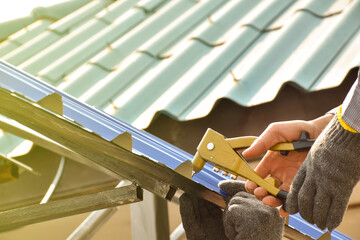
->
<box><xmin>179</xmin><ymin>193</ymin><xmax>228</xmax><ymax>240</ymax></box>
<box><xmin>219</xmin><ymin>180</ymin><xmax>284</xmax><ymax>240</ymax></box>
<box><xmin>287</xmin><ymin>113</ymin><xmax>360</xmax><ymax>231</ymax></box>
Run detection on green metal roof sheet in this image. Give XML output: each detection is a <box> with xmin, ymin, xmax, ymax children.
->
<box><xmin>0</xmin><ymin>0</ymin><xmax>91</xmax><ymax>41</ymax></box>
<box><xmin>0</xmin><ymin>0</ymin><xmax>359</xmax><ymax>155</ymax></box>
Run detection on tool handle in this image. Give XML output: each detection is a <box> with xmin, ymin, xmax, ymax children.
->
<box><xmin>275</xmin><ymin>189</ymin><xmax>288</xmax><ymax>211</ymax></box>
<box><xmin>280</xmin><ymin>131</ymin><xmax>314</xmax><ymax>156</ymax></box>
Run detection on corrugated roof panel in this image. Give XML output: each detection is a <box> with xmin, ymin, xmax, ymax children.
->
<box><xmin>2</xmin><ymin>31</ymin><xmax>62</xmax><ymax>66</ymax></box>
<box><xmin>136</xmin><ymin>0</ymin><xmax>299</xmax><ymax>123</ymax></box>
<box><xmin>312</xmin><ymin>27</ymin><xmax>360</xmax><ymax>91</ymax></box>
<box><xmin>132</xmin><ymin>27</ymin><xmax>261</xmax><ymax>127</ymax></box>
<box><xmin>37</xmin><ymin>8</ymin><xmax>147</xmax><ymax>83</ymax></box>
<box><xmin>49</xmin><ymin>0</ymin><xmax>112</xmax><ymax>34</ymax></box>
<box><xmin>136</xmin><ymin>0</ymin><xmax>167</xmax><ymax>12</ymax></box>
<box><xmin>236</xmin><ymin>0</ymin><xmax>295</xmax><ymax>30</ymax></box>
<box><xmin>224</xmin><ymin>0</ymin><xmax>360</xmax><ymax>106</ymax></box>
<box><xmin>95</xmin><ymin>0</ymin><xmax>138</xmax><ymax>23</ymax></box>
<box><xmin>190</xmin><ymin>0</ymin><xmax>267</xmax><ymax>45</ymax></box>
<box><xmin>173</xmin><ymin>0</ymin><xmax>360</xmax><ymax>121</ymax></box>
<box><xmin>0</xmin><ymin>0</ymin><xmax>358</xmax><ymax>129</ymax></box>
<box><xmin>59</xmin><ymin>64</ymin><xmax>111</xmax><ymax>98</ymax></box>
<box><xmin>7</xmin><ymin>20</ymin><xmax>53</xmax><ymax>45</ymax></box>
<box><xmin>104</xmin><ymin>41</ymin><xmax>211</xmax><ymax>123</ymax></box>
<box><xmin>0</xmin><ymin>42</ymin><xmax>19</xmax><ymax>57</ymax></box>
<box><xmin>1</xmin><ymin>0</ymin><xmax>113</xmax><ymax>66</ymax></box>
<box><xmin>138</xmin><ymin>0</ymin><xmax>225</xmax><ymax>57</ymax></box>
<box><xmin>0</xmin><ymin>0</ymin><xmax>91</xmax><ymax>41</ymax></box>
<box><xmin>79</xmin><ymin>53</ymin><xmax>156</xmax><ymax>107</ymax></box>
<box><xmin>90</xmin><ymin>0</ymin><xmax>198</xmax><ymax>70</ymax></box>
<box><xmin>267</xmin><ymin>0</ymin><xmax>351</xmax><ymax>29</ymax></box>
<box><xmin>19</xmin><ymin>19</ymin><xmax>109</xmax><ymax>76</ymax></box>
<box><xmin>288</xmin><ymin>0</ymin><xmax>360</xmax><ymax>88</ymax></box>
<box><xmin>297</xmin><ymin>0</ymin><xmax>350</xmax><ymax>16</ymax></box>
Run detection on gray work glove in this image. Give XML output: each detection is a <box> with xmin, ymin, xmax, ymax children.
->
<box><xmin>179</xmin><ymin>193</ymin><xmax>228</xmax><ymax>240</ymax></box>
<box><xmin>219</xmin><ymin>180</ymin><xmax>284</xmax><ymax>240</ymax></box>
<box><xmin>287</xmin><ymin>116</ymin><xmax>360</xmax><ymax>231</ymax></box>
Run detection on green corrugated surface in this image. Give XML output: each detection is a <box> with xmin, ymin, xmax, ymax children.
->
<box><xmin>0</xmin><ymin>0</ymin><xmax>359</xmax><ymax>154</ymax></box>
<box><xmin>0</xmin><ymin>0</ymin><xmax>92</xmax><ymax>41</ymax></box>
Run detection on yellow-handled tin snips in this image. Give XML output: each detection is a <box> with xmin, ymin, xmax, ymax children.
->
<box><xmin>192</xmin><ymin>129</ymin><xmax>314</xmax><ymax>204</ymax></box>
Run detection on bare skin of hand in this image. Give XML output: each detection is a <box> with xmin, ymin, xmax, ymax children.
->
<box><xmin>243</xmin><ymin>114</ymin><xmax>333</xmax><ymax>217</ymax></box>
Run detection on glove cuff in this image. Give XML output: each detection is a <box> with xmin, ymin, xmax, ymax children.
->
<box><xmin>326</xmin><ymin>114</ymin><xmax>360</xmax><ymax>151</ymax></box>
<box><xmin>336</xmin><ymin>105</ymin><xmax>358</xmax><ymax>133</ymax></box>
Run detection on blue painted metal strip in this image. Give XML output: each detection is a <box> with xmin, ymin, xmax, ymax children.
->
<box><xmin>0</xmin><ymin>60</ymin><xmax>351</xmax><ymax>239</ymax></box>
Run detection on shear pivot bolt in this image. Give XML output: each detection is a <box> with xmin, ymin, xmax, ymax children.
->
<box><xmin>207</xmin><ymin>142</ymin><xmax>215</xmax><ymax>150</ymax></box>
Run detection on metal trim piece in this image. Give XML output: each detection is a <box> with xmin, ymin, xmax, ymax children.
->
<box><xmin>0</xmin><ymin>184</ymin><xmax>142</xmax><ymax>232</ymax></box>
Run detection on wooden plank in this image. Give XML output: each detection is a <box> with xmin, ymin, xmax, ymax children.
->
<box><xmin>0</xmin><ymin>184</ymin><xmax>142</xmax><ymax>232</ymax></box>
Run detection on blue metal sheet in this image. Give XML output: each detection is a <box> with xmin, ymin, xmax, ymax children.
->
<box><xmin>0</xmin><ymin>60</ymin><xmax>351</xmax><ymax>239</ymax></box>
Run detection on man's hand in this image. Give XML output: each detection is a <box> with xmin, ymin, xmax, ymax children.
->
<box><xmin>219</xmin><ymin>180</ymin><xmax>284</xmax><ymax>240</ymax></box>
<box><xmin>243</xmin><ymin>115</ymin><xmax>333</xmax><ymax>216</ymax></box>
<box><xmin>179</xmin><ymin>193</ymin><xmax>228</xmax><ymax>240</ymax></box>
<box><xmin>287</xmin><ymin>115</ymin><xmax>360</xmax><ymax>230</ymax></box>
